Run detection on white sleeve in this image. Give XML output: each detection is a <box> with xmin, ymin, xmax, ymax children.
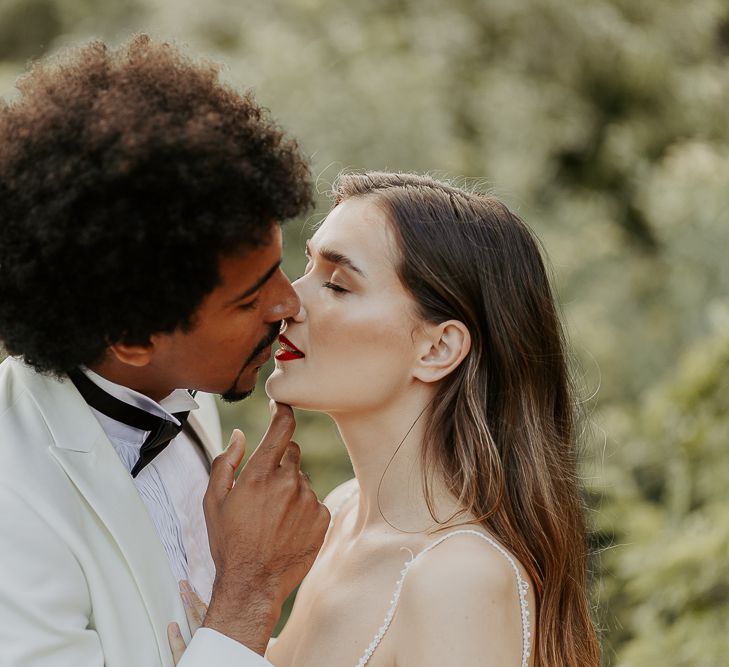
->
<box><xmin>178</xmin><ymin>628</ymin><xmax>273</xmax><ymax>666</ymax></box>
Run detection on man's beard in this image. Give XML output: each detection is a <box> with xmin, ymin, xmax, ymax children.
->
<box><xmin>220</xmin><ymin>386</ymin><xmax>254</xmax><ymax>403</ymax></box>
<box><xmin>220</xmin><ymin>322</ymin><xmax>281</xmax><ymax>403</ymax></box>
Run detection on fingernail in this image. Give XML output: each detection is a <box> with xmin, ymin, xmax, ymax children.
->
<box><xmin>172</xmin><ymin>622</ymin><xmax>182</xmax><ymax>637</ymax></box>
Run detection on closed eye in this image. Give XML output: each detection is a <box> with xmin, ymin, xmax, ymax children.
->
<box><xmin>323</xmin><ymin>281</ymin><xmax>349</xmax><ymax>294</ymax></box>
<box><xmin>238</xmin><ymin>297</ymin><xmax>260</xmax><ymax>311</ymax></box>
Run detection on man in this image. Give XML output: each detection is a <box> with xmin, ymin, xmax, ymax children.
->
<box><xmin>0</xmin><ymin>35</ymin><xmax>330</xmax><ymax>666</ymax></box>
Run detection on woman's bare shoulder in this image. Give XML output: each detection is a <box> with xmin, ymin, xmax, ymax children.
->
<box><xmin>394</xmin><ymin>530</ymin><xmax>529</xmax><ymax>666</ymax></box>
<box><xmin>322</xmin><ymin>477</ymin><xmax>358</xmax><ymax>511</ymax></box>
<box><xmin>405</xmin><ymin>530</ymin><xmax>523</xmax><ymax>605</ymax></box>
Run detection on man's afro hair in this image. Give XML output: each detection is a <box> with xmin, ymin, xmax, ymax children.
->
<box><xmin>0</xmin><ymin>35</ymin><xmax>313</xmax><ymax>376</ymax></box>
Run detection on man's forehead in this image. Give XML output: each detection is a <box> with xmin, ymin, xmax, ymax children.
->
<box><xmin>245</xmin><ymin>223</ymin><xmax>282</xmax><ymax>252</ymax></box>
<box><xmin>219</xmin><ymin>227</ymin><xmax>282</xmax><ymax>284</ymax></box>
<box><xmin>225</xmin><ymin>224</ymin><xmax>281</xmax><ymax>260</ymax></box>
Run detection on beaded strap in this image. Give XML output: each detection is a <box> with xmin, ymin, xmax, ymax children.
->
<box><xmin>355</xmin><ymin>528</ymin><xmax>532</xmax><ymax>667</ymax></box>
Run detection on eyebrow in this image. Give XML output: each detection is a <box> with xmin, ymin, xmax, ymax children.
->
<box><xmin>305</xmin><ymin>240</ymin><xmax>366</xmax><ymax>278</ymax></box>
<box><xmin>226</xmin><ymin>260</ymin><xmax>282</xmax><ymax>305</ymax></box>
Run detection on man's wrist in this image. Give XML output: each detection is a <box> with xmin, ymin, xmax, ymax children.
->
<box><xmin>203</xmin><ymin>585</ymin><xmax>278</xmax><ymax>655</ymax></box>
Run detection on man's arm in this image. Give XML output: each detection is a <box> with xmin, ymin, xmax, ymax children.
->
<box><xmin>192</xmin><ymin>402</ymin><xmax>330</xmax><ymax>655</ymax></box>
<box><xmin>0</xmin><ymin>483</ymin><xmax>274</xmax><ymax>667</ymax></box>
<box><xmin>178</xmin><ymin>628</ymin><xmax>273</xmax><ymax>667</ymax></box>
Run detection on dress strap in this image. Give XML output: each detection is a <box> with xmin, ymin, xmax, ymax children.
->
<box><xmin>355</xmin><ymin>528</ymin><xmax>532</xmax><ymax>667</ymax></box>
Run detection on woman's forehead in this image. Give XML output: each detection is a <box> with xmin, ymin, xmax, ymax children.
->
<box><xmin>311</xmin><ymin>197</ymin><xmax>396</xmax><ymax>268</ymax></box>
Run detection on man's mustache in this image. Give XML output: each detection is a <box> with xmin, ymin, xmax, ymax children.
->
<box><xmin>244</xmin><ymin>321</ymin><xmax>282</xmax><ymax>366</ymax></box>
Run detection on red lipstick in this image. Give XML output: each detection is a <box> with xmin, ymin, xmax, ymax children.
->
<box><xmin>275</xmin><ymin>334</ymin><xmax>305</xmax><ymax>361</ymax></box>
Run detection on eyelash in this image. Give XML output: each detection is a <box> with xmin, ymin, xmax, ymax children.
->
<box><xmin>323</xmin><ymin>281</ymin><xmax>349</xmax><ymax>294</ymax></box>
<box><xmin>299</xmin><ymin>261</ymin><xmax>349</xmax><ymax>294</ymax></box>
<box><xmin>238</xmin><ymin>298</ymin><xmax>259</xmax><ymax>311</ymax></box>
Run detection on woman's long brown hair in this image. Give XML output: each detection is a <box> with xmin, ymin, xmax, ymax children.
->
<box><xmin>334</xmin><ymin>172</ymin><xmax>600</xmax><ymax>667</ymax></box>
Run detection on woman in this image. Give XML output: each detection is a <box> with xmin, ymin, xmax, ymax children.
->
<box><xmin>172</xmin><ymin>172</ymin><xmax>600</xmax><ymax>666</ymax></box>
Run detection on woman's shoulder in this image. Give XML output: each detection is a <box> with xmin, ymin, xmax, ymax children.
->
<box><xmin>404</xmin><ymin>528</ymin><xmax>525</xmax><ymax>606</ymax></box>
<box><xmin>322</xmin><ymin>477</ymin><xmax>358</xmax><ymax>513</ymax></box>
<box><xmin>393</xmin><ymin>528</ymin><xmax>531</xmax><ymax>665</ymax></box>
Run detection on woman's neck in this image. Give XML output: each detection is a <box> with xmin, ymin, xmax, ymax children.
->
<box><xmin>330</xmin><ymin>387</ymin><xmax>463</xmax><ymax>536</ymax></box>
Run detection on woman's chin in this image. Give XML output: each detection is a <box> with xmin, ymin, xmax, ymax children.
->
<box><xmin>265</xmin><ymin>377</ymin><xmax>329</xmax><ymax>412</ymax></box>
<box><xmin>265</xmin><ymin>372</ymin><xmax>298</xmax><ymax>405</ymax></box>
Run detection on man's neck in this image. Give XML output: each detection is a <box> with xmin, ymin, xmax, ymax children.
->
<box><xmin>88</xmin><ymin>358</ymin><xmax>172</xmax><ymax>403</ymax></box>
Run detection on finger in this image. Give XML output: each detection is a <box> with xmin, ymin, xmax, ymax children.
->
<box><xmin>180</xmin><ymin>580</ymin><xmax>207</xmax><ymax>631</ymax></box>
<box><xmin>281</xmin><ymin>441</ymin><xmax>302</xmax><ymax>468</ymax></box>
<box><xmin>167</xmin><ymin>622</ymin><xmax>187</xmax><ymax>665</ymax></box>
<box><xmin>247</xmin><ymin>402</ymin><xmax>296</xmax><ymax>469</ymax></box>
<box><xmin>206</xmin><ymin>430</ymin><xmax>246</xmax><ymax>507</ymax></box>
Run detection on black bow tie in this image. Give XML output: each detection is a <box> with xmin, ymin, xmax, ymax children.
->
<box><xmin>67</xmin><ymin>369</ymin><xmax>192</xmax><ymax>478</ymax></box>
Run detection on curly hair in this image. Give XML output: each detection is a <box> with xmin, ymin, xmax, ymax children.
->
<box><xmin>0</xmin><ymin>35</ymin><xmax>313</xmax><ymax>376</ymax></box>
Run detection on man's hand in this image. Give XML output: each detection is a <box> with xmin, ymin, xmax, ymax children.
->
<box><xmin>201</xmin><ymin>402</ymin><xmax>330</xmax><ymax>655</ymax></box>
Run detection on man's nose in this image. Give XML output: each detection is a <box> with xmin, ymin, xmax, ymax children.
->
<box><xmin>269</xmin><ymin>269</ymin><xmax>301</xmax><ymax>321</ymax></box>
<box><xmin>290</xmin><ymin>277</ymin><xmax>306</xmax><ymax>322</ymax></box>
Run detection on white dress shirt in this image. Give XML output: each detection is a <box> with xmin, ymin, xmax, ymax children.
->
<box><xmin>82</xmin><ymin>368</ymin><xmax>216</xmax><ymax>602</ymax></box>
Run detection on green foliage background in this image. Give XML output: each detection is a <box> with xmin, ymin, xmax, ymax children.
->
<box><xmin>2</xmin><ymin>1</ymin><xmax>728</xmax><ymax>663</ymax></box>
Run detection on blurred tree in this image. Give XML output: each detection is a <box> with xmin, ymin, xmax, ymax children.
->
<box><xmin>0</xmin><ymin>0</ymin><xmax>143</xmax><ymax>63</ymax></box>
<box><xmin>592</xmin><ymin>322</ymin><xmax>729</xmax><ymax>666</ymax></box>
<box><xmin>0</xmin><ymin>0</ymin><xmax>62</xmax><ymax>60</ymax></box>
<box><xmin>1</xmin><ymin>1</ymin><xmax>728</xmax><ymax>662</ymax></box>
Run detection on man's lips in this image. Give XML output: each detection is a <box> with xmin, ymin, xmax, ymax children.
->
<box><xmin>276</xmin><ymin>334</ymin><xmax>305</xmax><ymax>361</ymax></box>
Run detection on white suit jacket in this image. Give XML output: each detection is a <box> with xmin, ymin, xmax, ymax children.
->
<box><xmin>0</xmin><ymin>356</ymin><xmax>270</xmax><ymax>667</ymax></box>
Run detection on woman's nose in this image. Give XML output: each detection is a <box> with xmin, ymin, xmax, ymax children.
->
<box><xmin>290</xmin><ymin>277</ymin><xmax>307</xmax><ymax>322</ymax></box>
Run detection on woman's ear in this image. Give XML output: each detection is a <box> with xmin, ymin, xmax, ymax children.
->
<box><xmin>412</xmin><ymin>320</ymin><xmax>471</xmax><ymax>384</ymax></box>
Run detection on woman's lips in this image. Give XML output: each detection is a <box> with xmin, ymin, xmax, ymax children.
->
<box><xmin>275</xmin><ymin>334</ymin><xmax>305</xmax><ymax>361</ymax></box>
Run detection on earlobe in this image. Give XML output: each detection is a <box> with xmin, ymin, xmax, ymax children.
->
<box><xmin>108</xmin><ymin>340</ymin><xmax>155</xmax><ymax>368</ymax></box>
<box><xmin>413</xmin><ymin>320</ymin><xmax>471</xmax><ymax>383</ymax></box>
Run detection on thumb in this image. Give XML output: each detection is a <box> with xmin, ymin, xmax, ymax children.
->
<box><xmin>227</xmin><ymin>428</ymin><xmax>247</xmax><ymax>461</ymax></box>
<box><xmin>247</xmin><ymin>402</ymin><xmax>296</xmax><ymax>469</ymax></box>
<box><xmin>206</xmin><ymin>430</ymin><xmax>246</xmax><ymax>506</ymax></box>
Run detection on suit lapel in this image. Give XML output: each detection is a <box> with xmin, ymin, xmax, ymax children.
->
<box><xmin>20</xmin><ymin>363</ymin><xmax>186</xmax><ymax>663</ymax></box>
<box><xmin>186</xmin><ymin>393</ymin><xmax>223</xmax><ymax>463</ymax></box>
<box><xmin>186</xmin><ymin>411</ymin><xmax>221</xmax><ymax>464</ymax></box>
